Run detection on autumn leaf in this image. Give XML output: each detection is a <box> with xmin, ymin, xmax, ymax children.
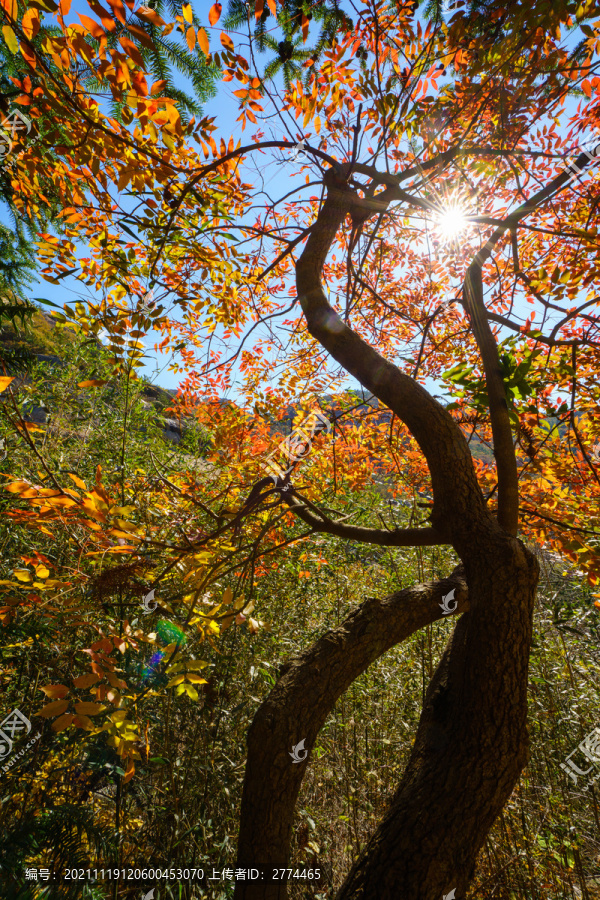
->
<box><xmin>73</xmin><ymin>673</ymin><xmax>100</xmax><ymax>688</ymax></box>
<box><xmin>197</xmin><ymin>26</ymin><xmax>209</xmax><ymax>55</ymax></box>
<box><xmin>53</xmin><ymin>713</ymin><xmax>75</xmax><ymax>732</ymax></box>
<box><xmin>13</xmin><ymin>569</ymin><xmax>32</xmax><ymax>582</ymax></box>
<box><xmin>186</xmin><ymin>26</ymin><xmax>195</xmax><ymax>50</ymax></box>
<box><xmin>74</xmin><ymin>702</ymin><xmax>106</xmax><ymax>715</ymax></box>
<box><xmin>40</xmin><ymin>684</ymin><xmax>69</xmax><ymax>699</ymax></box>
<box><xmin>0</xmin><ymin>376</ymin><xmax>15</xmax><ymax>393</ymax></box>
<box><xmin>301</xmin><ymin>12</ymin><xmax>308</xmax><ymax>42</ymax></box>
<box><xmin>220</xmin><ymin>32</ymin><xmax>234</xmax><ymax>52</ymax></box>
<box><xmin>21</xmin><ymin>8</ymin><xmax>40</xmax><ymax>39</ymax></box>
<box><xmin>78</xmin><ymin>379</ymin><xmax>108</xmax><ymax>388</ymax></box>
<box><xmin>37</xmin><ymin>699</ymin><xmax>69</xmax><ymax>718</ymax></box>
<box><xmin>2</xmin><ymin>25</ymin><xmax>18</xmax><ymax>53</ymax></box>
<box><xmin>67</xmin><ymin>473</ymin><xmax>87</xmax><ymax>490</ymax></box>
<box><xmin>182</xmin><ymin>2</ymin><xmax>192</xmax><ymax>23</ymax></box>
<box><xmin>209</xmin><ymin>2</ymin><xmax>221</xmax><ymax>25</ymax></box>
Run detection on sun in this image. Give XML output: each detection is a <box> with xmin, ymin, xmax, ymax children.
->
<box><xmin>435</xmin><ymin>202</ymin><xmax>469</xmax><ymax>240</ymax></box>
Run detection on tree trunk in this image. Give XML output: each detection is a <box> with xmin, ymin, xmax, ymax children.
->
<box><xmin>233</xmin><ymin>570</ymin><xmax>469</xmax><ymax>900</ymax></box>
<box><xmin>336</xmin><ymin>529</ymin><xmax>538</xmax><ymax>899</ymax></box>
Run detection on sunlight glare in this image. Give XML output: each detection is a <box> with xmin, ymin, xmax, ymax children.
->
<box><xmin>435</xmin><ymin>203</ymin><xmax>469</xmax><ymax>239</ymax></box>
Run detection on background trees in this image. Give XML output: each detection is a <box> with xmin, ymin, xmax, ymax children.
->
<box><xmin>1</xmin><ymin>0</ymin><xmax>600</xmax><ymax>897</ymax></box>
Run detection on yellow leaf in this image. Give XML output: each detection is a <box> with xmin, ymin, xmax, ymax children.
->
<box><xmin>0</xmin><ymin>376</ymin><xmax>15</xmax><ymax>393</ymax></box>
<box><xmin>182</xmin><ymin>2</ymin><xmax>192</xmax><ymax>22</ymax></box>
<box><xmin>35</xmin><ymin>565</ymin><xmax>49</xmax><ymax>579</ymax></box>
<box><xmin>222</xmin><ymin>586</ymin><xmax>233</xmax><ymax>605</ymax></box>
<box><xmin>37</xmin><ymin>699</ymin><xmax>69</xmax><ymax>718</ymax></box>
<box><xmin>68</xmin><ymin>473</ymin><xmax>87</xmax><ymax>490</ymax></box>
<box><xmin>78</xmin><ymin>379</ymin><xmax>108</xmax><ymax>388</ymax></box>
<box><xmin>167</xmin><ymin>675</ymin><xmax>185</xmax><ymax>687</ymax></box>
<box><xmin>13</xmin><ymin>570</ymin><xmax>32</xmax><ymax>582</ymax></box>
<box><xmin>2</xmin><ymin>26</ymin><xmax>17</xmax><ymax>54</ymax></box>
<box><xmin>184</xmin><ymin>684</ymin><xmax>199</xmax><ymax>700</ymax></box>
<box><xmin>186</xmin><ymin>674</ymin><xmax>208</xmax><ymax>684</ymax></box>
<box><xmin>40</xmin><ymin>684</ymin><xmax>69</xmax><ymax>699</ymax></box>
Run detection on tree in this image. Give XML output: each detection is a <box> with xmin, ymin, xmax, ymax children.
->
<box><xmin>2</xmin><ymin>0</ymin><xmax>600</xmax><ymax>897</ymax></box>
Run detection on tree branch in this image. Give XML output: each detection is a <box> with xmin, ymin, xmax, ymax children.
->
<box><xmin>283</xmin><ymin>494</ymin><xmax>446</xmax><ymax>546</ymax></box>
<box><xmin>234</xmin><ymin>570</ymin><xmax>469</xmax><ymax>900</ymax></box>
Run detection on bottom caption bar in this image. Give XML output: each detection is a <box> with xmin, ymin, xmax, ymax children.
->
<box><xmin>24</xmin><ymin>865</ymin><xmax>328</xmax><ymax>884</ymax></box>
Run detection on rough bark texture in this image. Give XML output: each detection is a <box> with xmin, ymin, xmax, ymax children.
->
<box><xmin>234</xmin><ymin>571</ymin><xmax>469</xmax><ymax>900</ymax></box>
<box><xmin>336</xmin><ymin>531</ymin><xmax>538</xmax><ymax>899</ymax></box>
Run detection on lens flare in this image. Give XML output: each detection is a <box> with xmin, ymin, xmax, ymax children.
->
<box><xmin>156</xmin><ymin>620</ymin><xmax>186</xmax><ymax>646</ymax></box>
<box><xmin>435</xmin><ymin>203</ymin><xmax>468</xmax><ymax>239</ymax></box>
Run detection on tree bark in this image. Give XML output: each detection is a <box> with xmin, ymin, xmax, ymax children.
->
<box><xmin>234</xmin><ymin>570</ymin><xmax>469</xmax><ymax>900</ymax></box>
<box><xmin>336</xmin><ymin>531</ymin><xmax>538</xmax><ymax>899</ymax></box>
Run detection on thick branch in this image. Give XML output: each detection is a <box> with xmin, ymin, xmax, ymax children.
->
<box><xmin>284</xmin><ymin>495</ymin><xmax>446</xmax><ymax>546</ymax></box>
<box><xmin>464</xmin><ymin>265</ymin><xmax>519</xmax><ymax>534</ymax></box>
<box><xmin>295</xmin><ymin>167</ymin><xmax>490</xmax><ymax>551</ymax></box>
<box><xmin>234</xmin><ymin>571</ymin><xmax>468</xmax><ymax>900</ymax></box>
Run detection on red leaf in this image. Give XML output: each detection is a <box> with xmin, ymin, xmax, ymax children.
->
<box><xmin>254</xmin><ymin>0</ymin><xmax>264</xmax><ymax>20</ymax></box>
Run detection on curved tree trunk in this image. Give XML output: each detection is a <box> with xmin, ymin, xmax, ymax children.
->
<box><xmin>234</xmin><ymin>571</ymin><xmax>469</xmax><ymax>900</ymax></box>
<box><xmin>336</xmin><ymin>530</ymin><xmax>538</xmax><ymax>899</ymax></box>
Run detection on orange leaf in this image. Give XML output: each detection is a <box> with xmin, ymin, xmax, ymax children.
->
<box><xmin>119</xmin><ymin>35</ymin><xmax>145</xmax><ymax>68</ymax></box>
<box><xmin>582</xmin><ymin>79</ymin><xmax>592</xmax><ymax>98</ymax></box>
<box><xmin>220</xmin><ymin>31</ymin><xmax>234</xmax><ymax>51</ymax></box>
<box><xmin>197</xmin><ymin>26</ymin><xmax>209</xmax><ymax>55</ymax></box>
<box><xmin>254</xmin><ymin>0</ymin><xmax>264</xmax><ymax>20</ymax></box>
<box><xmin>135</xmin><ymin>4</ymin><xmax>165</xmax><ymax>26</ymax></box>
<box><xmin>123</xmin><ymin>757</ymin><xmax>136</xmax><ymax>783</ymax></box>
<box><xmin>77</xmin><ymin>12</ymin><xmax>105</xmax><ymax>38</ymax></box>
<box><xmin>88</xmin><ymin>0</ymin><xmax>117</xmax><ymax>32</ymax></box>
<box><xmin>266</xmin><ymin>0</ymin><xmax>276</xmax><ymax>13</ymax></box>
<box><xmin>77</xmin><ymin>379</ymin><xmax>109</xmax><ymax>389</ymax></box>
<box><xmin>301</xmin><ymin>12</ymin><xmax>308</xmax><ymax>42</ymax></box>
<box><xmin>21</xmin><ymin>8</ymin><xmax>40</xmax><ymax>39</ymax></box>
<box><xmin>58</xmin><ymin>0</ymin><xmax>71</xmax><ymax>14</ymax></box>
<box><xmin>73</xmin><ymin>673</ymin><xmax>100</xmax><ymax>688</ymax></box>
<box><xmin>40</xmin><ymin>684</ymin><xmax>69</xmax><ymax>699</ymax></box>
<box><xmin>0</xmin><ymin>376</ymin><xmax>15</xmax><ymax>393</ymax></box>
<box><xmin>67</xmin><ymin>473</ymin><xmax>87</xmax><ymax>490</ymax></box>
<box><xmin>186</xmin><ymin>25</ymin><xmax>195</xmax><ymax>50</ymax></box>
<box><xmin>74</xmin><ymin>701</ymin><xmax>105</xmax><ymax>715</ymax></box>
<box><xmin>37</xmin><ymin>699</ymin><xmax>69</xmax><ymax>718</ymax></box>
<box><xmin>209</xmin><ymin>2</ymin><xmax>221</xmax><ymax>25</ymax></box>
<box><xmin>53</xmin><ymin>713</ymin><xmax>75</xmax><ymax>732</ymax></box>
<box><xmin>72</xmin><ymin>714</ymin><xmax>94</xmax><ymax>730</ymax></box>
<box><xmin>104</xmin><ymin>0</ymin><xmax>127</xmax><ymax>25</ymax></box>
